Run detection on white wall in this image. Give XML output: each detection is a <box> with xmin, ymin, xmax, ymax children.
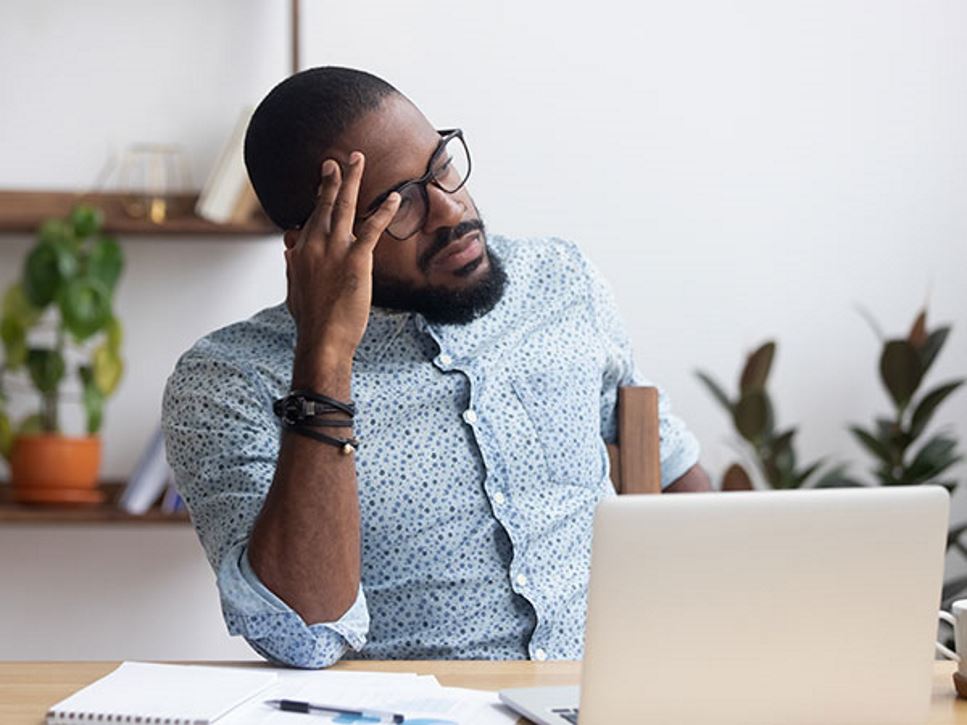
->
<box><xmin>0</xmin><ymin>526</ymin><xmax>257</xmax><ymax>660</ymax></box>
<box><xmin>1</xmin><ymin>1</ymin><xmax>965</xmax><ymax>658</ymax></box>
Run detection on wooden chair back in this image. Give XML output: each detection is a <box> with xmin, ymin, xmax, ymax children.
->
<box><xmin>606</xmin><ymin>386</ymin><xmax>662</xmax><ymax>494</ymax></box>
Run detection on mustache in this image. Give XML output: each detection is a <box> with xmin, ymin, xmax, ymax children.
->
<box><xmin>418</xmin><ymin>219</ymin><xmax>486</xmax><ymax>272</ymax></box>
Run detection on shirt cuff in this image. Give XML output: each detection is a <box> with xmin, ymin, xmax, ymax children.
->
<box><xmin>215</xmin><ymin>541</ymin><xmax>369</xmax><ymax>667</ymax></box>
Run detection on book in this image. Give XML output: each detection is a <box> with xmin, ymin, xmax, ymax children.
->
<box><xmin>160</xmin><ymin>477</ymin><xmax>185</xmax><ymax>514</ymax></box>
<box><xmin>46</xmin><ymin>661</ymin><xmax>277</xmax><ymax>725</ymax></box>
<box><xmin>195</xmin><ymin>106</ymin><xmax>258</xmax><ymax>224</ymax></box>
<box><xmin>118</xmin><ymin>425</ymin><xmax>172</xmax><ymax>514</ymax></box>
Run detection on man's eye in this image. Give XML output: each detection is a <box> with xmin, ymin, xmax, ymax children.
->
<box><xmin>434</xmin><ymin>156</ymin><xmax>453</xmax><ymax>175</ymax></box>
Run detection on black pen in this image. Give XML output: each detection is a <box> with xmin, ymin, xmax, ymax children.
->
<box><xmin>265</xmin><ymin>698</ymin><xmax>405</xmax><ymax>723</ymax></box>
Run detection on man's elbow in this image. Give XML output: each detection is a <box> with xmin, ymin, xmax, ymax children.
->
<box><xmin>244</xmin><ymin>631</ymin><xmax>350</xmax><ymax>669</ymax></box>
<box><xmin>665</xmin><ymin>464</ymin><xmax>713</xmax><ymax>493</ymax></box>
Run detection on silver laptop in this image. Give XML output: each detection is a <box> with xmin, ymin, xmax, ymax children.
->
<box><xmin>500</xmin><ymin>487</ymin><xmax>948</xmax><ymax>725</ymax></box>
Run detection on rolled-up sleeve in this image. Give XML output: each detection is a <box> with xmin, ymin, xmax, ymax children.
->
<box><xmin>161</xmin><ymin>349</ymin><xmax>369</xmax><ymax>667</ymax></box>
<box><xmin>563</xmin><ymin>239</ymin><xmax>701</xmax><ymax>488</ymax></box>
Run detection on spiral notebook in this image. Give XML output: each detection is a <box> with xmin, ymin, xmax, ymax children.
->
<box><xmin>46</xmin><ymin>662</ymin><xmax>278</xmax><ymax>724</ymax></box>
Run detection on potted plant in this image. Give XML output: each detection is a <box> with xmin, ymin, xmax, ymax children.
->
<box><xmin>696</xmin><ymin>341</ymin><xmax>857</xmax><ymax>490</ymax></box>
<box><xmin>0</xmin><ymin>205</ymin><xmax>124</xmax><ymax>504</ymax></box>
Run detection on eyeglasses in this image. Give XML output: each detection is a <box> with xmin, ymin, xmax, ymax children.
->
<box><xmin>359</xmin><ymin>129</ymin><xmax>472</xmax><ymax>240</ymax></box>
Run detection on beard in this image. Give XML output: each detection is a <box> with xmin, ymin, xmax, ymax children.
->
<box><xmin>371</xmin><ymin>218</ymin><xmax>508</xmax><ymax>326</ymax></box>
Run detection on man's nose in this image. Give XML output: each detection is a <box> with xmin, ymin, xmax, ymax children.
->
<box><xmin>422</xmin><ymin>184</ymin><xmax>466</xmax><ymax>234</ymax></box>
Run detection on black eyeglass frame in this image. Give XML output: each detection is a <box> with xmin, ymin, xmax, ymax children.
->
<box><xmin>358</xmin><ymin>128</ymin><xmax>471</xmax><ymax>240</ymax></box>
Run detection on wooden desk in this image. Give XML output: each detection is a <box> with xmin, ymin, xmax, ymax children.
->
<box><xmin>2</xmin><ymin>660</ymin><xmax>965</xmax><ymax>724</ymax></box>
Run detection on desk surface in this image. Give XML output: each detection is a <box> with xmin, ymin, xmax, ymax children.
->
<box><xmin>2</xmin><ymin>660</ymin><xmax>966</xmax><ymax>724</ymax></box>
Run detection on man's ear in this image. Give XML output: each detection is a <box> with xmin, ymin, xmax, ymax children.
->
<box><xmin>283</xmin><ymin>229</ymin><xmax>300</xmax><ymax>249</ymax></box>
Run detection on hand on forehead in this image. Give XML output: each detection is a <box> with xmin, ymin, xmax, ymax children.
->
<box><xmin>325</xmin><ymin>95</ymin><xmax>442</xmax><ymax>209</ymax></box>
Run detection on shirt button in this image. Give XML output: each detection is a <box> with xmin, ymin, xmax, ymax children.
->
<box><xmin>439</xmin><ymin>353</ymin><xmax>453</xmax><ymax>366</ymax></box>
<box><xmin>516</xmin><ymin>573</ymin><xmax>528</xmax><ymax>586</ymax></box>
<box><xmin>493</xmin><ymin>491</ymin><xmax>506</xmax><ymax>505</ymax></box>
<box><xmin>462</xmin><ymin>409</ymin><xmax>478</xmax><ymax>424</ymax></box>
<box><xmin>534</xmin><ymin>648</ymin><xmax>548</xmax><ymax>661</ymax></box>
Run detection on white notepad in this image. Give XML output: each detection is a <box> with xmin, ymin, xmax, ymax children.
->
<box><xmin>46</xmin><ymin>661</ymin><xmax>278</xmax><ymax>724</ymax></box>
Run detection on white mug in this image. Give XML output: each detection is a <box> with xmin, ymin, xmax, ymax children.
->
<box><xmin>936</xmin><ymin>600</ymin><xmax>967</xmax><ymax>673</ymax></box>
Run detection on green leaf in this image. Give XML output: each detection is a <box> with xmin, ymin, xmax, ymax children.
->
<box><xmin>772</xmin><ymin>428</ymin><xmax>796</xmax><ymax>456</ymax></box>
<box><xmin>911</xmin><ymin>380</ymin><xmax>965</xmax><ymax>439</ymax></box>
<box><xmin>811</xmin><ymin>463</ymin><xmax>863</xmax><ymax>488</ymax></box>
<box><xmin>771</xmin><ymin>429</ymin><xmax>798</xmax><ymax>484</ymax></box>
<box><xmin>874</xmin><ymin>417</ymin><xmax>912</xmax><ymax>454</ymax></box>
<box><xmin>23</xmin><ymin>242</ymin><xmax>64</xmax><ymax>307</ymax></box>
<box><xmin>874</xmin><ymin>463</ymin><xmax>903</xmax><ymax>485</ymax></box>
<box><xmin>38</xmin><ymin>218</ymin><xmax>74</xmax><ymax>247</ymax></box>
<box><xmin>880</xmin><ymin>340</ymin><xmax>923</xmax><ymax>408</ymax></box>
<box><xmin>906</xmin><ymin>435</ymin><xmax>962</xmax><ymax>484</ymax></box>
<box><xmin>0</xmin><ymin>316</ymin><xmax>27</xmax><ymax>369</ymax></box>
<box><xmin>87</xmin><ymin>236</ymin><xmax>123</xmax><ymax>291</ymax></box>
<box><xmin>795</xmin><ymin>459</ymin><xmax>824</xmax><ymax>486</ymax></box>
<box><xmin>734</xmin><ymin>389</ymin><xmax>770</xmax><ymax>442</ymax></box>
<box><xmin>105</xmin><ymin>316</ymin><xmax>123</xmax><ymax>353</ymax></box>
<box><xmin>92</xmin><ymin>343</ymin><xmax>123</xmax><ymax>395</ymax></box>
<box><xmin>762</xmin><ymin>456</ymin><xmax>783</xmax><ymax>488</ymax></box>
<box><xmin>739</xmin><ymin>341</ymin><xmax>776</xmax><ymax>394</ymax></box>
<box><xmin>70</xmin><ymin>205</ymin><xmax>103</xmax><ymax>239</ymax></box>
<box><xmin>721</xmin><ymin>463</ymin><xmax>753</xmax><ymax>491</ymax></box>
<box><xmin>57</xmin><ymin>276</ymin><xmax>112</xmax><ymax>341</ymax></box>
<box><xmin>82</xmin><ymin>376</ymin><xmax>104</xmax><ymax>434</ymax></box>
<box><xmin>2</xmin><ymin>283</ymin><xmax>42</xmax><ymax>327</ymax></box>
<box><xmin>27</xmin><ymin>348</ymin><xmax>65</xmax><ymax>394</ymax></box>
<box><xmin>849</xmin><ymin>425</ymin><xmax>893</xmax><ymax>465</ymax></box>
<box><xmin>695</xmin><ymin>371</ymin><xmax>733</xmax><ymax>413</ymax></box>
<box><xmin>948</xmin><ymin>521</ymin><xmax>967</xmax><ymax>546</ymax></box>
<box><xmin>78</xmin><ymin>363</ymin><xmax>93</xmax><ymax>387</ymax></box>
<box><xmin>0</xmin><ymin>409</ymin><xmax>12</xmax><ymax>460</ymax></box>
<box><xmin>908</xmin><ymin>309</ymin><xmax>928</xmax><ymax>349</ymax></box>
<box><xmin>920</xmin><ymin>326</ymin><xmax>950</xmax><ymax>376</ymax></box>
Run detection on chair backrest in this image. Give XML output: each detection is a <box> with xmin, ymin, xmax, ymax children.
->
<box><xmin>606</xmin><ymin>386</ymin><xmax>662</xmax><ymax>494</ymax></box>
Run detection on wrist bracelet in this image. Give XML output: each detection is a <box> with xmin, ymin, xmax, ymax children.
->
<box><xmin>283</xmin><ymin>421</ymin><xmax>359</xmax><ymax>455</ymax></box>
<box><xmin>290</xmin><ymin>389</ymin><xmax>356</xmax><ymax>417</ymax></box>
<box><xmin>273</xmin><ymin>389</ymin><xmax>355</xmax><ymax>426</ymax></box>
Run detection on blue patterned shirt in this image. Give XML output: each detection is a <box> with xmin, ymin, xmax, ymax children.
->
<box><xmin>162</xmin><ymin>236</ymin><xmax>700</xmax><ymax>668</ymax></box>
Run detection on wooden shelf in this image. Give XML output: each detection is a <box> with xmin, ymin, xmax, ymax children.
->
<box><xmin>0</xmin><ymin>482</ymin><xmax>190</xmax><ymax>524</ymax></box>
<box><xmin>0</xmin><ymin>190</ymin><xmax>277</xmax><ymax>236</ymax></box>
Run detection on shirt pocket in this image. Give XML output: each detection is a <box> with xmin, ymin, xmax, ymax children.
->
<box><xmin>510</xmin><ymin>364</ymin><xmax>608</xmax><ymax>489</ymax></box>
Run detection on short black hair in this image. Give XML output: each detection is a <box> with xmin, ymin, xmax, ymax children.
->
<box><xmin>244</xmin><ymin>66</ymin><xmax>399</xmax><ymax>230</ymax></box>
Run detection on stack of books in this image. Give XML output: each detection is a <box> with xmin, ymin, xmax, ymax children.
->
<box><xmin>118</xmin><ymin>426</ymin><xmax>182</xmax><ymax>515</ymax></box>
<box><xmin>195</xmin><ymin>107</ymin><xmax>261</xmax><ymax>225</ymax></box>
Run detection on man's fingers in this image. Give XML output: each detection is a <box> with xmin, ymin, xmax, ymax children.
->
<box><xmin>297</xmin><ymin>159</ymin><xmax>341</xmax><ymax>249</ymax></box>
<box><xmin>354</xmin><ymin>192</ymin><xmax>401</xmax><ymax>251</ymax></box>
<box><xmin>331</xmin><ymin>151</ymin><xmax>365</xmax><ymax>243</ymax></box>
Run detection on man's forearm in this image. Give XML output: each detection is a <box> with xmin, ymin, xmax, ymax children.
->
<box><xmin>247</xmin><ymin>361</ymin><xmax>361</xmax><ymax>625</ymax></box>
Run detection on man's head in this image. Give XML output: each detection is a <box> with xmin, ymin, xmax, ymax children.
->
<box><xmin>245</xmin><ymin>66</ymin><xmax>506</xmax><ymax>325</ymax></box>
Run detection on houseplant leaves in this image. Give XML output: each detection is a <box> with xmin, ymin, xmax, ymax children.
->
<box><xmin>27</xmin><ymin>348</ymin><xmax>65</xmax><ymax>394</ymax></box>
<box><xmin>87</xmin><ymin>236</ymin><xmax>123</xmax><ymax>291</ymax></box>
<box><xmin>58</xmin><ymin>276</ymin><xmax>112</xmax><ymax>341</ymax></box>
<box><xmin>880</xmin><ymin>340</ymin><xmax>923</xmax><ymax>409</ymax></box>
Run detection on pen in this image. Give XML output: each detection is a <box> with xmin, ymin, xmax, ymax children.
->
<box><xmin>265</xmin><ymin>698</ymin><xmax>405</xmax><ymax>723</ymax></box>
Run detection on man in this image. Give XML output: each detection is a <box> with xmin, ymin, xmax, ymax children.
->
<box><xmin>162</xmin><ymin>66</ymin><xmax>711</xmax><ymax>669</ymax></box>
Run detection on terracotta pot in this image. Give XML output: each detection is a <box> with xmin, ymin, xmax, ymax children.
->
<box><xmin>9</xmin><ymin>434</ymin><xmax>104</xmax><ymax>504</ymax></box>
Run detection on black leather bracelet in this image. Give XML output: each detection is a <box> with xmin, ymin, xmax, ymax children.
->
<box><xmin>289</xmin><ymin>389</ymin><xmax>356</xmax><ymax>417</ymax></box>
<box><xmin>273</xmin><ymin>389</ymin><xmax>355</xmax><ymax>426</ymax></box>
<box><xmin>298</xmin><ymin>417</ymin><xmax>355</xmax><ymax>427</ymax></box>
<box><xmin>283</xmin><ymin>421</ymin><xmax>359</xmax><ymax>455</ymax></box>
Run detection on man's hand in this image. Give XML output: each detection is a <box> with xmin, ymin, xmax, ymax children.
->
<box><xmin>285</xmin><ymin>152</ymin><xmax>400</xmax><ymax>376</ymax></box>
